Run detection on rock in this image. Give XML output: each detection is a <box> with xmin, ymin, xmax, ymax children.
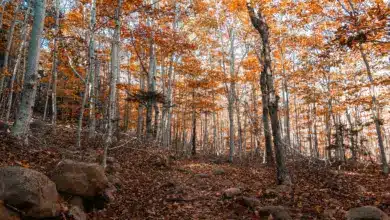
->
<box><xmin>223</xmin><ymin>188</ymin><xmax>241</xmax><ymax>198</ymax></box>
<box><xmin>258</xmin><ymin>206</ymin><xmax>292</xmax><ymax>220</ymax></box>
<box><xmin>68</xmin><ymin>205</ymin><xmax>86</xmax><ymax>220</ymax></box>
<box><xmin>51</xmin><ymin>160</ymin><xmax>109</xmax><ymax>197</ymax></box>
<box><xmin>0</xmin><ymin>166</ymin><xmax>58</xmax><ymax>218</ymax></box>
<box><xmin>241</xmin><ymin>196</ymin><xmax>261</xmax><ymax>209</ymax></box>
<box><xmin>195</xmin><ymin>173</ymin><xmax>210</xmax><ymax>178</ymax></box>
<box><xmin>346</xmin><ymin>206</ymin><xmax>389</xmax><ymax>220</ymax></box>
<box><xmin>213</xmin><ymin>168</ymin><xmax>225</xmax><ymax>175</ymax></box>
<box><xmin>0</xmin><ymin>201</ymin><xmax>20</xmax><ymax>220</ymax></box>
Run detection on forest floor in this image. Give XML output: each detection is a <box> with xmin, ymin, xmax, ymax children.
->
<box><xmin>0</xmin><ymin>121</ymin><xmax>389</xmax><ymax>219</ymax></box>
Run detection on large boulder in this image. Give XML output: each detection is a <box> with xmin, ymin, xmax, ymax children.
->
<box><xmin>0</xmin><ymin>166</ymin><xmax>58</xmax><ymax>218</ymax></box>
<box><xmin>346</xmin><ymin>206</ymin><xmax>389</xmax><ymax>220</ymax></box>
<box><xmin>51</xmin><ymin>160</ymin><xmax>109</xmax><ymax>197</ymax></box>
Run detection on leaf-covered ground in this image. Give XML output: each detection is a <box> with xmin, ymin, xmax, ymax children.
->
<box><xmin>0</xmin><ymin>124</ymin><xmax>389</xmax><ymax>219</ymax></box>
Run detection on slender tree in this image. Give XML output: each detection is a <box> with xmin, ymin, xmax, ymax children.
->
<box><xmin>103</xmin><ymin>0</ymin><xmax>122</xmax><ymax>168</ymax></box>
<box><xmin>12</xmin><ymin>0</ymin><xmax>46</xmax><ymax>140</ymax></box>
<box><xmin>247</xmin><ymin>1</ymin><xmax>291</xmax><ymax>185</ymax></box>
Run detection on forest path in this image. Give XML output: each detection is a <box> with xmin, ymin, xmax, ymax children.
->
<box><xmin>104</xmin><ymin>144</ymin><xmax>279</xmax><ymax>219</ymax></box>
<box><xmin>102</xmin><ymin>143</ymin><xmax>390</xmax><ymax>219</ymax></box>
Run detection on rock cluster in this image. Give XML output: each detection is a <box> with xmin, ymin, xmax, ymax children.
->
<box><xmin>0</xmin><ymin>158</ymin><xmax>118</xmax><ymax>220</ymax></box>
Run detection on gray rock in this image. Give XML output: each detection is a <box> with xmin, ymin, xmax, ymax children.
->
<box><xmin>346</xmin><ymin>206</ymin><xmax>389</xmax><ymax>220</ymax></box>
<box><xmin>51</xmin><ymin>160</ymin><xmax>109</xmax><ymax>197</ymax></box>
<box><xmin>241</xmin><ymin>196</ymin><xmax>261</xmax><ymax>209</ymax></box>
<box><xmin>223</xmin><ymin>188</ymin><xmax>241</xmax><ymax>198</ymax></box>
<box><xmin>0</xmin><ymin>166</ymin><xmax>58</xmax><ymax>218</ymax></box>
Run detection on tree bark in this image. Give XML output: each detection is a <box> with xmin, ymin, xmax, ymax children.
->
<box><xmin>247</xmin><ymin>2</ymin><xmax>291</xmax><ymax>185</ymax></box>
<box><xmin>358</xmin><ymin>44</ymin><xmax>388</xmax><ymax>174</ymax></box>
<box><xmin>191</xmin><ymin>90</ymin><xmax>196</xmax><ymax>155</ymax></box>
<box><xmin>12</xmin><ymin>0</ymin><xmax>46</xmax><ymax>140</ymax></box>
<box><xmin>103</xmin><ymin>0</ymin><xmax>122</xmax><ymax>168</ymax></box>
<box><xmin>88</xmin><ymin>0</ymin><xmax>97</xmax><ymax>138</ymax></box>
<box><xmin>5</xmin><ymin>8</ymin><xmax>29</xmax><ymax>123</ymax></box>
<box><xmin>0</xmin><ymin>5</ymin><xmax>20</xmax><ymax>102</ymax></box>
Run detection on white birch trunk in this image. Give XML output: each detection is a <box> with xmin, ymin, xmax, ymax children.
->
<box><xmin>12</xmin><ymin>0</ymin><xmax>46</xmax><ymax>140</ymax></box>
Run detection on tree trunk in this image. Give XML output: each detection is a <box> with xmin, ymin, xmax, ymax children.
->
<box><xmin>191</xmin><ymin>91</ymin><xmax>196</xmax><ymax>156</ymax></box>
<box><xmin>88</xmin><ymin>0</ymin><xmax>97</xmax><ymax>138</ymax></box>
<box><xmin>137</xmin><ymin>75</ymin><xmax>145</xmax><ymax>137</ymax></box>
<box><xmin>145</xmin><ymin>0</ymin><xmax>157</xmax><ymax>139</ymax></box>
<box><xmin>103</xmin><ymin>0</ymin><xmax>122</xmax><ymax>168</ymax></box>
<box><xmin>50</xmin><ymin>0</ymin><xmax>60</xmax><ymax>128</ymax></box>
<box><xmin>247</xmin><ymin>3</ymin><xmax>291</xmax><ymax>185</ymax></box>
<box><xmin>5</xmin><ymin>9</ymin><xmax>29</xmax><ymax>123</ymax></box>
<box><xmin>12</xmin><ymin>0</ymin><xmax>46</xmax><ymax>140</ymax></box>
<box><xmin>358</xmin><ymin>44</ymin><xmax>388</xmax><ymax>174</ymax></box>
<box><xmin>227</xmin><ymin>28</ymin><xmax>236</xmax><ymax>163</ymax></box>
<box><xmin>313</xmin><ymin>102</ymin><xmax>319</xmax><ymax>158</ymax></box>
<box><xmin>0</xmin><ymin>5</ymin><xmax>20</xmax><ymax>102</ymax></box>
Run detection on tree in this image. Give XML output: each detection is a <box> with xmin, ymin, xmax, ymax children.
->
<box><xmin>103</xmin><ymin>0</ymin><xmax>122</xmax><ymax>168</ymax></box>
<box><xmin>247</xmin><ymin>1</ymin><xmax>291</xmax><ymax>185</ymax></box>
<box><xmin>12</xmin><ymin>0</ymin><xmax>46</xmax><ymax>140</ymax></box>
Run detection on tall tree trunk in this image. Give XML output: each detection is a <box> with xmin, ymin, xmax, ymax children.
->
<box><xmin>191</xmin><ymin>90</ymin><xmax>196</xmax><ymax>155</ymax></box>
<box><xmin>0</xmin><ymin>5</ymin><xmax>20</xmax><ymax>102</ymax></box>
<box><xmin>5</xmin><ymin>9</ymin><xmax>29</xmax><ymax>123</ymax></box>
<box><xmin>283</xmin><ymin>79</ymin><xmax>291</xmax><ymax>147</ymax></box>
<box><xmin>254</xmin><ymin>39</ymin><xmax>274</xmax><ymax>164</ymax></box>
<box><xmin>358</xmin><ymin>44</ymin><xmax>388</xmax><ymax>174</ymax></box>
<box><xmin>227</xmin><ymin>28</ymin><xmax>236</xmax><ymax>163</ymax></box>
<box><xmin>137</xmin><ymin>75</ymin><xmax>145</xmax><ymax>137</ymax></box>
<box><xmin>313</xmin><ymin>102</ymin><xmax>319</xmax><ymax>158</ymax></box>
<box><xmin>88</xmin><ymin>0</ymin><xmax>97</xmax><ymax>138</ymax></box>
<box><xmin>145</xmin><ymin>0</ymin><xmax>157</xmax><ymax>139</ymax></box>
<box><xmin>162</xmin><ymin>2</ymin><xmax>179</xmax><ymax>147</ymax></box>
<box><xmin>50</xmin><ymin>0</ymin><xmax>60</xmax><ymax>128</ymax></box>
<box><xmin>12</xmin><ymin>0</ymin><xmax>46</xmax><ymax>140</ymax></box>
<box><xmin>235</xmin><ymin>90</ymin><xmax>243</xmax><ymax>158</ymax></box>
<box><xmin>103</xmin><ymin>0</ymin><xmax>122</xmax><ymax>168</ymax></box>
<box><xmin>247</xmin><ymin>3</ymin><xmax>291</xmax><ymax>185</ymax></box>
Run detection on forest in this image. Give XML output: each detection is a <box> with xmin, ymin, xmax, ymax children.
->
<box><xmin>0</xmin><ymin>0</ymin><xmax>389</xmax><ymax>219</ymax></box>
